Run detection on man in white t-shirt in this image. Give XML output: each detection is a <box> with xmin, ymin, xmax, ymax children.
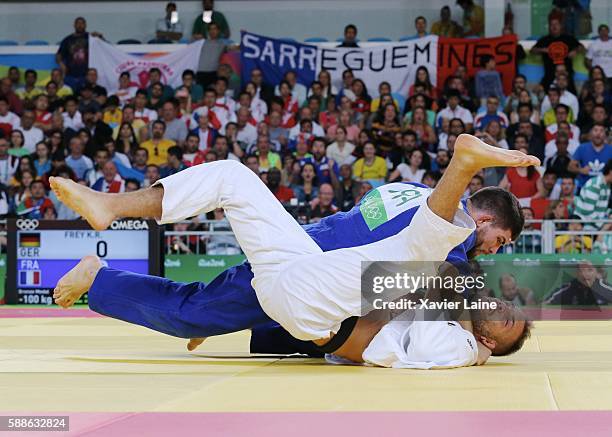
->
<box><xmin>0</xmin><ymin>97</ymin><xmax>20</xmax><ymax>137</ymax></box>
<box><xmin>436</xmin><ymin>89</ymin><xmax>474</xmax><ymax>132</ymax></box>
<box><xmin>52</xmin><ymin>134</ymin><xmax>537</xmax><ymax>369</ymax></box>
<box><xmin>586</xmin><ymin>24</ymin><xmax>612</xmax><ymax>77</ymax></box>
<box><xmin>17</xmin><ymin>110</ymin><xmax>44</xmax><ymax>153</ymax></box>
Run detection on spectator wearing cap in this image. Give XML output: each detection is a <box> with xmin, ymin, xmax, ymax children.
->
<box><xmin>435</xmin><ymin>89</ymin><xmax>473</xmax><ymax>133</ymax></box>
<box><xmin>569</xmin><ymin>124</ymin><xmax>612</xmax><ymax>187</ymax></box>
<box><xmin>192</xmin><ymin>0</ymin><xmax>230</xmax><ymax>40</ymax></box>
<box><xmin>338</xmin><ymin>24</ymin><xmax>359</xmax><ymax>48</ymax></box>
<box><xmin>573</xmin><ymin>159</ymin><xmax>611</xmax><ymax>229</ymax></box>
<box><xmin>586</xmin><ymin>24</ymin><xmax>612</xmax><ymax>79</ymax></box>
<box><xmin>531</xmin><ymin>15</ymin><xmax>582</xmax><ymax>92</ymax></box>
<box><xmin>56</xmin><ymin>18</ymin><xmax>102</xmax><ymax>91</ymax></box>
<box><xmin>155</xmin><ymin>2</ymin><xmax>184</xmax><ymax>43</ymax></box>
<box><xmin>141</xmin><ymin>120</ymin><xmax>176</xmax><ymax>166</ymax></box>
<box><xmin>431</xmin><ymin>6</ymin><xmax>462</xmax><ymax>37</ymax></box>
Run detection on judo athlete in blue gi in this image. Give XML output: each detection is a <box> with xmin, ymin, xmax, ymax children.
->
<box><xmin>50</xmin><ymin>134</ymin><xmax>537</xmax><ymax>365</ymax></box>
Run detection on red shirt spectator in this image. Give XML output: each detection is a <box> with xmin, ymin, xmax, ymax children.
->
<box><xmin>503</xmin><ymin>167</ymin><xmax>541</xmax><ymax>199</ymax></box>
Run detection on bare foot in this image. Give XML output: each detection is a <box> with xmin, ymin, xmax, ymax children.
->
<box><xmin>49</xmin><ymin>177</ymin><xmax>116</xmax><ymax>230</ymax></box>
<box><xmin>54</xmin><ymin>256</ymin><xmax>103</xmax><ymax>308</ymax></box>
<box><xmin>453</xmin><ymin>134</ymin><xmax>541</xmax><ymax>172</ymax></box>
<box><xmin>187</xmin><ymin>338</ymin><xmax>207</xmax><ymax>351</ymax></box>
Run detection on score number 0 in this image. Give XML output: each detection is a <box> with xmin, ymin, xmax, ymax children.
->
<box><xmin>96</xmin><ymin>241</ymin><xmax>108</xmax><ymax>258</ymax></box>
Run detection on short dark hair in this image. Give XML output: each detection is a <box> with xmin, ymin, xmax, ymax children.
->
<box><xmin>344</xmin><ymin>24</ymin><xmax>357</xmax><ymax>34</ymax></box>
<box><xmin>25</xmin><ymin>69</ymin><xmax>37</xmax><ymax>77</ymax></box>
<box><xmin>480</xmin><ymin>54</ymin><xmax>494</xmax><ymax>68</ymax></box>
<box><xmin>471</xmin><ymin>174</ymin><xmax>484</xmax><ymax>185</ymax></box>
<box><xmin>149</xmin><ymin>67</ymin><xmax>161</xmax><ymax>75</ymax></box>
<box><xmin>415</xmin><ymin>16</ymin><xmax>426</xmax><ymax>24</ymax></box>
<box><xmin>167</xmin><ymin>145</ymin><xmax>183</xmax><ymax>160</ymax></box>
<box><xmin>555</xmin><ymin>103</ymin><xmax>570</xmax><ymax>114</ymax></box>
<box><xmin>469</xmin><ymin>187</ymin><xmax>525</xmax><ymax>242</ymax></box>
<box><xmin>182</xmin><ymin>69</ymin><xmax>195</xmax><ymax>79</ymax></box>
<box><xmin>186</xmin><ymin>132</ymin><xmax>199</xmax><ymax>142</ymax></box>
<box><xmin>493</xmin><ymin>319</ymin><xmax>533</xmax><ymax>356</ymax></box>
<box><xmin>125</xmin><ymin>178</ymin><xmax>141</xmax><ymax>189</ymax></box>
<box><xmin>517</xmin><ymin>102</ymin><xmax>533</xmax><ymax>112</ymax></box>
<box><xmin>152</xmin><ymin>119</ymin><xmax>166</xmax><ymax>130</ymax></box>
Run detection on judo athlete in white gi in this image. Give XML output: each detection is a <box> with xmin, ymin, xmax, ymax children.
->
<box><xmin>50</xmin><ymin>134</ymin><xmax>539</xmax><ymax>369</ymax></box>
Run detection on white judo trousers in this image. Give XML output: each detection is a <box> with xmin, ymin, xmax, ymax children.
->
<box><xmin>155</xmin><ymin>161</ymin><xmax>476</xmax><ymax>340</ymax></box>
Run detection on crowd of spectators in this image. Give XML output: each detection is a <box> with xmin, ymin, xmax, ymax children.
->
<box><xmin>0</xmin><ymin>6</ymin><xmax>610</xmax><ymax>258</ymax></box>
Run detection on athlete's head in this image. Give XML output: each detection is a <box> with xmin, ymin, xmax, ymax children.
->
<box><xmin>467</xmin><ymin>187</ymin><xmax>524</xmax><ymax>257</ymax></box>
<box><xmin>471</xmin><ymin>297</ymin><xmax>532</xmax><ymax>356</ymax></box>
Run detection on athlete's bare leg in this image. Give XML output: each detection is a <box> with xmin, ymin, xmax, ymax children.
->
<box><xmin>428</xmin><ymin>134</ymin><xmax>540</xmax><ymax>223</ymax></box>
<box><xmin>49</xmin><ymin>177</ymin><xmax>163</xmax><ymax>230</ymax></box>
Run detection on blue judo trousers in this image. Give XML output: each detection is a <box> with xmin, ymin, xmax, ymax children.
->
<box><xmin>88</xmin><ymin>183</ymin><xmax>476</xmax><ymax>355</ymax></box>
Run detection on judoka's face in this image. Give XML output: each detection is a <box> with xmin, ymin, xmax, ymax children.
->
<box><xmin>471</xmin><ymin>220</ymin><xmax>512</xmax><ymax>256</ymax></box>
<box><xmin>472</xmin><ymin>298</ymin><xmax>527</xmax><ymax>355</ymax></box>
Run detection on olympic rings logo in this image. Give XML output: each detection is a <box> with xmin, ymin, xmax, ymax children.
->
<box><xmin>16</xmin><ymin>219</ymin><xmax>40</xmax><ymax>230</ymax></box>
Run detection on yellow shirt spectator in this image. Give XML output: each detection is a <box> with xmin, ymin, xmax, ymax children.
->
<box><xmin>555</xmin><ymin>235</ymin><xmax>592</xmax><ymax>254</ymax></box>
<box><xmin>103</xmin><ymin>108</ymin><xmax>123</xmax><ymax>130</ymax></box>
<box><xmin>352</xmin><ymin>156</ymin><xmax>387</xmax><ymax>182</ymax></box>
<box><xmin>141</xmin><ymin>139</ymin><xmax>176</xmax><ymax>166</ymax></box>
<box><xmin>258</xmin><ymin>151</ymin><xmax>282</xmax><ymax>172</ymax></box>
<box><xmin>56</xmin><ymin>84</ymin><xmax>74</xmax><ymax>98</ymax></box>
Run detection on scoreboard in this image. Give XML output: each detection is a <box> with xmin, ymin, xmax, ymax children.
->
<box><xmin>5</xmin><ymin>219</ymin><xmax>163</xmax><ymax>305</ymax></box>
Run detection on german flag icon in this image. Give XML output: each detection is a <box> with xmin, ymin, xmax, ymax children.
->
<box><xmin>19</xmin><ymin>233</ymin><xmax>41</xmax><ymax>247</ymax></box>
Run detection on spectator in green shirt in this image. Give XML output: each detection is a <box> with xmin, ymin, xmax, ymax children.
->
<box><xmin>574</xmin><ymin>160</ymin><xmax>612</xmax><ymax>230</ymax></box>
<box><xmin>192</xmin><ymin>0</ymin><xmax>230</xmax><ymax>40</ymax></box>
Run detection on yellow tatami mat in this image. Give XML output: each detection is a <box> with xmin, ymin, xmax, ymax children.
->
<box><xmin>1</xmin><ymin>316</ymin><xmax>612</xmax><ymax>413</ymax></box>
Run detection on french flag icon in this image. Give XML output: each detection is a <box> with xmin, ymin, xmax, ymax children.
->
<box><xmin>19</xmin><ymin>270</ymin><xmax>41</xmax><ymax>286</ymax></box>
